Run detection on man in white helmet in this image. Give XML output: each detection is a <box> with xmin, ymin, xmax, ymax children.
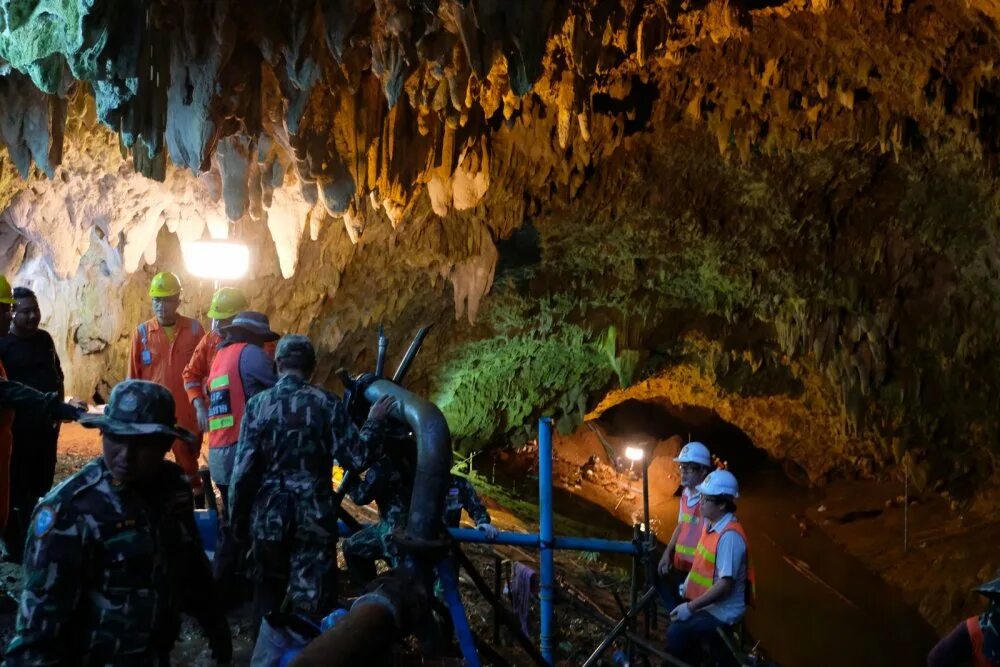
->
<box><xmin>657</xmin><ymin>441</ymin><xmax>713</xmax><ymax>608</ymax></box>
<box><xmin>667</xmin><ymin>469</ymin><xmax>756</xmax><ymax>664</ymax></box>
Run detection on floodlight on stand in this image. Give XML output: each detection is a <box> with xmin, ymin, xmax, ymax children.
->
<box><xmin>625</xmin><ymin>446</ymin><xmax>645</xmax><ymax>462</ymax></box>
<box><xmin>182</xmin><ymin>240</ymin><xmax>250</xmax><ymax>280</ymax></box>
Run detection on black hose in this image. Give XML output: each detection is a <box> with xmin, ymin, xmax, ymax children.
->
<box><xmin>374</xmin><ymin>324</ymin><xmax>388</xmax><ymax>378</ymax></box>
<box><xmin>391</xmin><ymin>325</ymin><xmax>431</xmax><ymax>385</ymax></box>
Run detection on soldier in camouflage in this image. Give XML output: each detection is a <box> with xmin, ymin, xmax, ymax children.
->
<box><xmin>342</xmin><ymin>450</ymin><xmax>415</xmax><ymax>586</ymax></box>
<box><xmin>444</xmin><ymin>474</ymin><xmax>498</xmax><ymax>538</ymax></box>
<box><xmin>228</xmin><ymin>334</ymin><xmax>396</xmax><ymax>631</ymax></box>
<box><xmin>3</xmin><ymin>380</ymin><xmax>232</xmax><ymax>666</ymax></box>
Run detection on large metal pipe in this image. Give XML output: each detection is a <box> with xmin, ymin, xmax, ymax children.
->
<box><xmin>289</xmin><ymin>599</ymin><xmax>396</xmax><ymax>666</ymax></box>
<box><xmin>391</xmin><ymin>325</ymin><xmax>431</xmax><ymax>385</ymax></box>
<box><xmin>362</xmin><ymin>379</ymin><xmax>451</xmax><ymax>544</ymax></box>
<box><xmin>539</xmin><ymin>417</ymin><xmax>555</xmax><ymax>665</ymax></box>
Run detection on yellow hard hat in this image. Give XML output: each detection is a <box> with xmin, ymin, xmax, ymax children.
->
<box><xmin>207</xmin><ymin>287</ymin><xmax>248</xmax><ymax>320</ymax></box>
<box><xmin>149</xmin><ymin>271</ymin><xmax>182</xmax><ymax>298</ymax></box>
<box><xmin>0</xmin><ymin>277</ymin><xmax>13</xmax><ymax>305</ymax></box>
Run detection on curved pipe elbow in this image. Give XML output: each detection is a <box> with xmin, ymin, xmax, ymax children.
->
<box><xmin>363</xmin><ymin>379</ymin><xmax>452</xmax><ymax>543</ymax></box>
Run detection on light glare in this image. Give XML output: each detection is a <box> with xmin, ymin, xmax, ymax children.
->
<box><xmin>625</xmin><ymin>446</ymin><xmax>645</xmax><ymax>462</ymax></box>
<box><xmin>182</xmin><ymin>241</ymin><xmax>250</xmax><ymax>280</ymax></box>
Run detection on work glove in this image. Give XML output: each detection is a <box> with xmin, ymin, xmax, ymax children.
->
<box><xmin>193</xmin><ymin>397</ymin><xmax>209</xmax><ymax>433</ymax></box>
<box><xmin>54</xmin><ymin>401</ymin><xmax>84</xmax><ymax>422</ymax></box>
<box><xmin>477</xmin><ymin>522</ymin><xmax>499</xmax><ymax>540</ymax></box>
<box><xmin>670</xmin><ymin>602</ymin><xmax>692</xmax><ymax>623</ymax></box>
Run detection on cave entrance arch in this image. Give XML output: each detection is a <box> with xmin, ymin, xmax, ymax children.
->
<box><xmin>592</xmin><ymin>397</ymin><xmax>770</xmax><ymax>473</ymax></box>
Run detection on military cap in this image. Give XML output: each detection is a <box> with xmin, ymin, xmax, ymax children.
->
<box><xmin>275</xmin><ymin>334</ymin><xmax>316</xmax><ymax>367</ymax></box>
<box><xmin>977</xmin><ymin>576</ymin><xmax>1000</xmax><ymax>599</ymax></box>
<box><xmin>79</xmin><ymin>380</ymin><xmax>196</xmax><ymax>443</ymax></box>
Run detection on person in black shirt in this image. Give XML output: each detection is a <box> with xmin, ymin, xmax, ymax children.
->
<box><xmin>0</xmin><ymin>287</ymin><xmax>65</xmax><ymax>562</ymax></box>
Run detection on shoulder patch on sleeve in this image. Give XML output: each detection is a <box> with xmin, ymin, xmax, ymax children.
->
<box><xmin>34</xmin><ymin>506</ymin><xmax>56</xmax><ymax>538</ymax></box>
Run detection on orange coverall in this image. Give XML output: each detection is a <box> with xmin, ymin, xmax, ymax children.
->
<box><xmin>128</xmin><ymin>314</ymin><xmax>205</xmax><ymax>492</ymax></box>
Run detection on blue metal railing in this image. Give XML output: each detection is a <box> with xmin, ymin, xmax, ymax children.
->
<box><xmin>196</xmin><ymin>417</ymin><xmax>643</xmax><ymax>666</ymax></box>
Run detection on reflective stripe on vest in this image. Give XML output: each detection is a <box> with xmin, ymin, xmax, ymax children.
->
<box><xmin>967</xmin><ymin>617</ymin><xmax>994</xmax><ymax>667</ymax></box>
<box><xmin>683</xmin><ymin>518</ymin><xmax>757</xmax><ymax>607</ymax></box>
<box><xmin>673</xmin><ymin>495</ymin><xmax>703</xmax><ymax>571</ymax></box>
<box><xmin>207</xmin><ymin>343</ymin><xmax>247</xmax><ymax>449</ymax></box>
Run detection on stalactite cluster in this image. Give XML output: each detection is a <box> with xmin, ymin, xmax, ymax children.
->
<box><xmin>1</xmin><ymin>1</ymin><xmax>1000</xmax><ymax>484</ymax></box>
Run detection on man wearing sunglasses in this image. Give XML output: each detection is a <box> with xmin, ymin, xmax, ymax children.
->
<box><xmin>667</xmin><ymin>469</ymin><xmax>756</xmax><ymax>664</ymax></box>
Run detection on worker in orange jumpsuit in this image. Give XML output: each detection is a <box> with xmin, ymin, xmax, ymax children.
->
<box><xmin>183</xmin><ymin>287</ymin><xmax>249</xmax><ymax>434</ymax></box>
<box><xmin>0</xmin><ymin>277</ymin><xmax>82</xmax><ymax>541</ymax></box>
<box><xmin>128</xmin><ymin>271</ymin><xmax>206</xmax><ymax>503</ymax></box>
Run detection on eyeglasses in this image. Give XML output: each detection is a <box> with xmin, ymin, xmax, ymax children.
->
<box><xmin>701</xmin><ymin>495</ymin><xmax>722</xmax><ymax>505</ymax></box>
<box><xmin>678</xmin><ymin>463</ymin><xmax>702</xmax><ymax>472</ymax></box>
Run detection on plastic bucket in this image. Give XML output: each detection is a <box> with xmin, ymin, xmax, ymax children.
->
<box><xmin>193</xmin><ymin>509</ymin><xmax>218</xmax><ymax>552</ymax></box>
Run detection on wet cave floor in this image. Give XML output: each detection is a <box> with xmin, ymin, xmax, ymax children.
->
<box><xmin>1</xmin><ymin>423</ymin><xmax>990</xmax><ymax>665</ymax></box>
<box><xmin>481</xmin><ymin>425</ymin><xmax>985</xmax><ymax>666</ymax></box>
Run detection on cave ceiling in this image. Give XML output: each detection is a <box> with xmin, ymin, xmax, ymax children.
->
<box><xmin>1</xmin><ymin>0</ymin><xmax>1000</xmax><ymax>485</ymax></box>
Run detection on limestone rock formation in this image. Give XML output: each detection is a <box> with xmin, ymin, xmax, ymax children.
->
<box><xmin>1</xmin><ymin>1</ymin><xmax>1000</xmax><ymax>488</ymax></box>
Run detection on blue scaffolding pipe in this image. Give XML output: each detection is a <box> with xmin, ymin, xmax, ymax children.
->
<box><xmin>436</xmin><ymin>557</ymin><xmax>482</xmax><ymax>667</ymax></box>
<box><xmin>446</xmin><ymin>528</ymin><xmax>640</xmax><ymax>555</ymax></box>
<box><xmin>334</xmin><ymin>521</ymin><xmax>639</xmax><ymax>555</ymax></box>
<box><xmin>330</xmin><ymin>415</ymin><xmax>645</xmax><ymax>665</ymax></box>
<box><xmin>539</xmin><ymin>416</ymin><xmax>555</xmax><ymax>665</ymax></box>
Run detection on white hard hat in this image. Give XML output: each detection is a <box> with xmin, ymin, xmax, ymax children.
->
<box><xmin>673</xmin><ymin>441</ymin><xmax>711</xmax><ymax>467</ymax></box>
<box><xmin>697</xmin><ymin>469</ymin><xmax>739</xmax><ymax>498</ymax></box>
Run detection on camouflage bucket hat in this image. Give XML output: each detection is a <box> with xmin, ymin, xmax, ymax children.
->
<box><xmin>79</xmin><ymin>380</ymin><xmax>196</xmax><ymax>443</ymax></box>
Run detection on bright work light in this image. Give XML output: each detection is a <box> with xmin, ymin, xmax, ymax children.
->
<box><xmin>182</xmin><ymin>240</ymin><xmax>250</xmax><ymax>280</ymax></box>
<box><xmin>625</xmin><ymin>446</ymin><xmax>645</xmax><ymax>462</ymax></box>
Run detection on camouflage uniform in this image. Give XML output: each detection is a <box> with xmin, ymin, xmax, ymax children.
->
<box><xmin>228</xmin><ymin>372</ymin><xmax>384</xmax><ymax>616</ymax></box>
<box><xmin>342</xmin><ymin>452</ymin><xmax>414</xmax><ymax>584</ymax></box>
<box><xmin>3</xmin><ymin>380</ymin><xmax>230</xmax><ymax>666</ymax></box>
<box><xmin>443</xmin><ymin>475</ymin><xmax>491</xmax><ymax>528</ymax></box>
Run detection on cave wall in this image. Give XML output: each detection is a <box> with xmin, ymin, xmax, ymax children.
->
<box><xmin>0</xmin><ymin>1</ymin><xmax>1000</xmax><ymax>486</ymax></box>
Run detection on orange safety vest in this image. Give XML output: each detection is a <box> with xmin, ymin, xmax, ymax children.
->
<box><xmin>184</xmin><ymin>331</ymin><xmax>277</xmax><ymax>405</ymax></box>
<box><xmin>207</xmin><ymin>343</ymin><xmax>247</xmax><ymax>448</ymax></box>
<box><xmin>673</xmin><ymin>489</ymin><xmax>703</xmax><ymax>571</ymax></box>
<box><xmin>684</xmin><ymin>517</ymin><xmax>757</xmax><ymax>607</ymax></box>
<box><xmin>967</xmin><ymin>617</ymin><xmax>996</xmax><ymax>667</ymax></box>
